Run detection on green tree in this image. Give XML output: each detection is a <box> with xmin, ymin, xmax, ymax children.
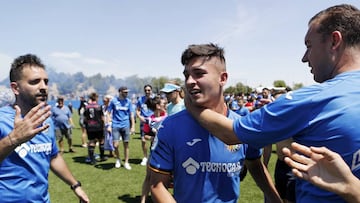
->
<box><xmin>292</xmin><ymin>83</ymin><xmax>304</xmax><ymax>90</ymax></box>
<box><xmin>273</xmin><ymin>80</ymin><xmax>287</xmax><ymax>87</ymax></box>
<box><xmin>225</xmin><ymin>82</ymin><xmax>252</xmax><ymax>94</ymax></box>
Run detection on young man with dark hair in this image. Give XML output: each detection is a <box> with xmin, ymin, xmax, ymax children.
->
<box><xmin>149</xmin><ymin>44</ymin><xmax>281</xmax><ymax>203</ymax></box>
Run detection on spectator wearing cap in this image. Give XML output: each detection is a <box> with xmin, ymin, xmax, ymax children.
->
<box><xmin>160</xmin><ymin>82</ymin><xmax>185</xmax><ymax>116</ymax></box>
<box><xmin>107</xmin><ymin>86</ymin><xmax>135</xmax><ymax>170</ymax></box>
<box><xmin>51</xmin><ymin>96</ymin><xmax>75</xmax><ymax>153</ymax></box>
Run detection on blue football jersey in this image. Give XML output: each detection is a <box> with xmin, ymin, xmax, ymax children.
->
<box><xmin>0</xmin><ymin>106</ymin><xmax>58</xmax><ymax>203</ymax></box>
<box><xmin>234</xmin><ymin>70</ymin><xmax>360</xmax><ymax>203</ymax></box>
<box><xmin>150</xmin><ymin>110</ymin><xmax>262</xmax><ymax>203</ymax></box>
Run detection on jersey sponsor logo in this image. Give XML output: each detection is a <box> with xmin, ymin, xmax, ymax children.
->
<box><xmin>182</xmin><ymin>157</ymin><xmax>200</xmax><ymax>175</ymax></box>
<box><xmin>14</xmin><ymin>143</ymin><xmax>53</xmax><ymax>158</ymax></box>
<box><xmin>141</xmin><ymin>103</ymin><xmax>149</xmax><ymax>111</ymax></box>
<box><xmin>186</xmin><ymin>138</ymin><xmax>202</xmax><ymax>146</ymax></box>
<box><xmin>115</xmin><ymin>106</ymin><xmax>129</xmax><ymax>111</ymax></box>
<box><xmin>351</xmin><ymin>149</ymin><xmax>360</xmax><ymax>170</ymax></box>
<box><xmin>182</xmin><ymin>157</ymin><xmax>242</xmax><ymax>177</ymax></box>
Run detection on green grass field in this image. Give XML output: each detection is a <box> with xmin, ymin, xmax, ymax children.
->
<box><xmin>49</xmin><ymin>113</ymin><xmax>278</xmax><ymax>203</ymax></box>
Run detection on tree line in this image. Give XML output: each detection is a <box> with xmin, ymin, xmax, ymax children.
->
<box><xmin>0</xmin><ymin>68</ymin><xmax>303</xmax><ymax>97</ymax></box>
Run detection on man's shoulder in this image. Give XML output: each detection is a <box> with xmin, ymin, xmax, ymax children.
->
<box><xmin>0</xmin><ymin>105</ymin><xmax>13</xmax><ymax>114</ymax></box>
<box><xmin>0</xmin><ymin>106</ymin><xmax>14</xmax><ymax>124</ymax></box>
<box><xmin>161</xmin><ymin>110</ymin><xmax>199</xmax><ymax>132</ymax></box>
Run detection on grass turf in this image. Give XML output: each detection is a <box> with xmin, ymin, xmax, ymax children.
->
<box><xmin>49</xmin><ymin>113</ymin><xmax>277</xmax><ymax>202</ymax></box>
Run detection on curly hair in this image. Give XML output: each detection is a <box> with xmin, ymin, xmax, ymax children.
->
<box><xmin>10</xmin><ymin>54</ymin><xmax>45</xmax><ymax>82</ymax></box>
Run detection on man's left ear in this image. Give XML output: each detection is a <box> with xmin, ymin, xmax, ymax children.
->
<box><xmin>331</xmin><ymin>31</ymin><xmax>342</xmax><ymax>49</ymax></box>
<box><xmin>220</xmin><ymin>72</ymin><xmax>228</xmax><ymax>86</ymax></box>
<box><xmin>10</xmin><ymin>82</ymin><xmax>19</xmax><ymax>95</ymax></box>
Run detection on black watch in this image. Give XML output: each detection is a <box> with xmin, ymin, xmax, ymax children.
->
<box><xmin>70</xmin><ymin>181</ymin><xmax>81</xmax><ymax>190</ymax></box>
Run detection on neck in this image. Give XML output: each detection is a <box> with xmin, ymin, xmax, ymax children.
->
<box><xmin>333</xmin><ymin>47</ymin><xmax>360</xmax><ymax>76</ymax></box>
<box><xmin>14</xmin><ymin>101</ymin><xmax>35</xmax><ymax>116</ymax></box>
<box><xmin>210</xmin><ymin>101</ymin><xmax>227</xmax><ymax>116</ymax></box>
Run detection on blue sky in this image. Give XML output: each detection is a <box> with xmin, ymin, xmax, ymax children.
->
<box><xmin>0</xmin><ymin>1</ymin><xmax>359</xmax><ymax>88</ymax></box>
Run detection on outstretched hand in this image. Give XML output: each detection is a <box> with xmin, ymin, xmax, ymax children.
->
<box><xmin>10</xmin><ymin>102</ymin><xmax>51</xmax><ymax>145</ymax></box>
<box><xmin>282</xmin><ymin>142</ymin><xmax>354</xmax><ymax>195</ymax></box>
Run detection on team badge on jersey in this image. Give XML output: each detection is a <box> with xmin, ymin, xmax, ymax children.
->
<box><xmin>226</xmin><ymin>144</ymin><xmax>241</xmax><ymax>153</ymax></box>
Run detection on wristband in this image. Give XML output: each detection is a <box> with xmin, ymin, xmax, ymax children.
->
<box><xmin>70</xmin><ymin>181</ymin><xmax>81</xmax><ymax>190</ymax></box>
<box><xmin>7</xmin><ymin>135</ymin><xmax>18</xmax><ymax>147</ymax></box>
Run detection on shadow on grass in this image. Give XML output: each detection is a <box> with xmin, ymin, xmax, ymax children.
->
<box><xmin>94</xmin><ymin>163</ymin><xmax>115</xmax><ymax>170</ymax></box>
<box><xmin>118</xmin><ymin>195</ymin><xmax>153</xmax><ymax>203</ymax></box>
<box><xmin>72</xmin><ymin>144</ymin><xmax>85</xmax><ymax>148</ymax></box>
<box><xmin>72</xmin><ymin>156</ymin><xmax>89</xmax><ymax>164</ymax></box>
<box><xmin>129</xmin><ymin>158</ymin><xmax>143</xmax><ymax>165</ymax></box>
<box><xmin>71</xmin><ymin>156</ymin><xmax>113</xmax><ymax>170</ymax></box>
<box><xmin>71</xmin><ymin>156</ymin><xmax>145</xmax><ymax>170</ymax></box>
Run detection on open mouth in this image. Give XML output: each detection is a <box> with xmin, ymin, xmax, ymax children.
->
<box><xmin>189</xmin><ymin>89</ymin><xmax>201</xmax><ymax>95</ymax></box>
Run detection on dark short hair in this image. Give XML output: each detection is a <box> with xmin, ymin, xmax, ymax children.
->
<box><xmin>118</xmin><ymin>86</ymin><xmax>128</xmax><ymax>92</ymax></box>
<box><xmin>145</xmin><ymin>95</ymin><xmax>161</xmax><ymax>111</ymax></box>
<box><xmin>10</xmin><ymin>54</ymin><xmax>45</xmax><ymax>82</ymax></box>
<box><xmin>144</xmin><ymin>84</ymin><xmax>152</xmax><ymax>90</ymax></box>
<box><xmin>181</xmin><ymin>43</ymin><xmax>225</xmax><ymax>66</ymax></box>
<box><xmin>310</xmin><ymin>4</ymin><xmax>360</xmax><ymax>46</ymax></box>
<box><xmin>89</xmin><ymin>92</ymin><xmax>98</xmax><ymax>101</ymax></box>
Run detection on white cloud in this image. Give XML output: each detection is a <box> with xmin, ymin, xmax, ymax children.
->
<box><xmin>49</xmin><ymin>52</ymin><xmax>82</xmax><ymax>59</ymax></box>
<box><xmin>83</xmin><ymin>58</ymin><xmax>106</xmax><ymax>65</ymax></box>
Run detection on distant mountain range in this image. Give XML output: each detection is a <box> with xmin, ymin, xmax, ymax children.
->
<box><xmin>0</xmin><ymin>68</ymin><xmax>180</xmax><ymax>100</ymax></box>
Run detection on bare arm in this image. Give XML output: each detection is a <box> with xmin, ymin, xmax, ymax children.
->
<box><xmin>68</xmin><ymin>117</ymin><xmax>74</xmax><ymax>127</ymax></box>
<box><xmin>0</xmin><ymin>103</ymin><xmax>50</xmax><ymax>162</ymax></box>
<box><xmin>149</xmin><ymin>169</ymin><xmax>175</xmax><ymax>203</ymax></box>
<box><xmin>136</xmin><ymin>107</ymin><xmax>146</xmax><ymax>123</ymax></box>
<box><xmin>130</xmin><ymin>112</ymin><xmax>135</xmax><ymax>133</ymax></box>
<box><xmin>106</xmin><ymin>110</ymin><xmax>112</xmax><ymax>132</ymax></box>
<box><xmin>246</xmin><ymin>159</ymin><xmax>282</xmax><ymax>203</ymax></box>
<box><xmin>283</xmin><ymin>142</ymin><xmax>360</xmax><ymax>203</ymax></box>
<box><xmin>50</xmin><ymin>154</ymin><xmax>90</xmax><ymax>202</ymax></box>
<box><xmin>185</xmin><ymin>96</ymin><xmax>240</xmax><ymax>145</ymax></box>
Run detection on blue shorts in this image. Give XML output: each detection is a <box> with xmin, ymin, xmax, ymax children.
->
<box><xmin>112</xmin><ymin>127</ymin><xmax>130</xmax><ymax>142</ymax></box>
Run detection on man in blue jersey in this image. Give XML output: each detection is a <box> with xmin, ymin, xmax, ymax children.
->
<box><xmin>136</xmin><ymin>84</ymin><xmax>154</xmax><ymax>166</ymax></box>
<box><xmin>186</xmin><ymin>4</ymin><xmax>360</xmax><ymax>203</ymax></box>
<box><xmin>148</xmin><ymin>44</ymin><xmax>282</xmax><ymax>203</ymax></box>
<box><xmin>107</xmin><ymin>86</ymin><xmax>135</xmax><ymax>170</ymax></box>
<box><xmin>0</xmin><ymin>54</ymin><xmax>89</xmax><ymax>202</ymax></box>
